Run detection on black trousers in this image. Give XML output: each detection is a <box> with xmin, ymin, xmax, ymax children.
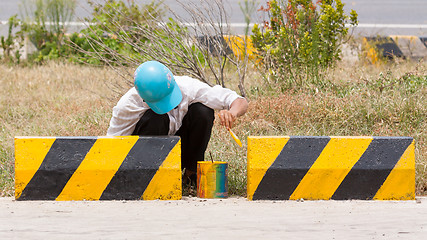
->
<box><xmin>132</xmin><ymin>103</ymin><xmax>214</xmax><ymax>173</ymax></box>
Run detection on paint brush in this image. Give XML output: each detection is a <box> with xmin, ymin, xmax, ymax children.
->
<box><xmin>227</xmin><ymin>128</ymin><xmax>243</xmax><ymax>147</ymax></box>
<box><xmin>209</xmin><ymin>151</ymin><xmax>214</xmax><ymax>163</ymax></box>
<box><xmin>218</xmin><ymin>113</ymin><xmax>243</xmax><ymax>147</ymax></box>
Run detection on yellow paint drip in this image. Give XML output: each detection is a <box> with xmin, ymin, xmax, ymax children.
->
<box><xmin>56</xmin><ymin>136</ymin><xmax>139</xmax><ymax>201</ymax></box>
<box><xmin>15</xmin><ymin>137</ymin><xmax>56</xmax><ymax>199</ymax></box>
<box><xmin>290</xmin><ymin>137</ymin><xmax>373</xmax><ymax>200</ymax></box>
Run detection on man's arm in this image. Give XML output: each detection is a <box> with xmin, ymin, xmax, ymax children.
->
<box><xmin>218</xmin><ymin>98</ymin><xmax>248</xmax><ymax>129</ymax></box>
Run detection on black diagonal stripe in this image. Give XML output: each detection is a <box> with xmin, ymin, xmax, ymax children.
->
<box><xmin>332</xmin><ymin>137</ymin><xmax>413</xmax><ymax>200</ymax></box>
<box><xmin>253</xmin><ymin>136</ymin><xmax>331</xmax><ymax>200</ymax></box>
<box><xmin>100</xmin><ymin>136</ymin><xmax>180</xmax><ymax>200</ymax></box>
<box><xmin>18</xmin><ymin>137</ymin><xmax>97</xmax><ymax>200</ymax></box>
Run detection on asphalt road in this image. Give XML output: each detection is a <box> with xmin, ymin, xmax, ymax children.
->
<box><xmin>1</xmin><ymin>0</ymin><xmax>427</xmax><ymax>36</ymax></box>
<box><xmin>1</xmin><ymin>196</ymin><xmax>426</xmax><ymax>239</ymax></box>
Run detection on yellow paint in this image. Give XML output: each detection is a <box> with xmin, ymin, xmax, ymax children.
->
<box><xmin>290</xmin><ymin>137</ymin><xmax>373</xmax><ymax>200</ymax></box>
<box><xmin>142</xmin><ymin>140</ymin><xmax>182</xmax><ymax>200</ymax></box>
<box><xmin>217</xmin><ymin>113</ymin><xmax>242</xmax><ymax>147</ymax></box>
<box><xmin>247</xmin><ymin>136</ymin><xmax>289</xmax><ymax>200</ymax></box>
<box><xmin>363</xmin><ymin>37</ymin><xmax>380</xmax><ymax>65</ymax></box>
<box><xmin>223</xmin><ymin>35</ymin><xmax>258</xmax><ymax>61</ymax></box>
<box><xmin>374</xmin><ymin>140</ymin><xmax>415</xmax><ymax>200</ymax></box>
<box><xmin>56</xmin><ymin>136</ymin><xmax>139</xmax><ymax>201</ymax></box>
<box><xmin>228</xmin><ymin>128</ymin><xmax>242</xmax><ymax>147</ymax></box>
<box><xmin>197</xmin><ymin>161</ymin><xmax>228</xmax><ymax>198</ymax></box>
<box><xmin>14</xmin><ymin>137</ymin><xmax>56</xmax><ymax>199</ymax></box>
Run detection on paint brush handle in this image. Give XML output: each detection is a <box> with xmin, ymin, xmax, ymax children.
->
<box><xmin>209</xmin><ymin>151</ymin><xmax>214</xmax><ymax>163</ymax></box>
<box><xmin>218</xmin><ymin>113</ymin><xmax>242</xmax><ymax>147</ymax></box>
<box><xmin>228</xmin><ymin>128</ymin><xmax>243</xmax><ymax>148</ymax></box>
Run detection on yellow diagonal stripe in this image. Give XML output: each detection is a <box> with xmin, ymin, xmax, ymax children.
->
<box><xmin>290</xmin><ymin>137</ymin><xmax>373</xmax><ymax>200</ymax></box>
<box><xmin>247</xmin><ymin>136</ymin><xmax>289</xmax><ymax>200</ymax></box>
<box><xmin>374</xmin><ymin>140</ymin><xmax>415</xmax><ymax>200</ymax></box>
<box><xmin>223</xmin><ymin>35</ymin><xmax>258</xmax><ymax>61</ymax></box>
<box><xmin>142</xmin><ymin>140</ymin><xmax>182</xmax><ymax>200</ymax></box>
<box><xmin>15</xmin><ymin>137</ymin><xmax>56</xmax><ymax>199</ymax></box>
<box><xmin>56</xmin><ymin>136</ymin><xmax>139</xmax><ymax>201</ymax></box>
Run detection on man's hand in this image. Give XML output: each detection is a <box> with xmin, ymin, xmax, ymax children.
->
<box><xmin>218</xmin><ymin>110</ymin><xmax>236</xmax><ymax>129</ymax></box>
<box><xmin>218</xmin><ymin>98</ymin><xmax>248</xmax><ymax>129</ymax></box>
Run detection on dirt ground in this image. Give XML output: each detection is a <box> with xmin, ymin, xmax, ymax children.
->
<box><xmin>1</xmin><ymin>196</ymin><xmax>426</xmax><ymax>239</ymax></box>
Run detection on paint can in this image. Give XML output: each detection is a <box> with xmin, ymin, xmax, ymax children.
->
<box><xmin>197</xmin><ymin>161</ymin><xmax>228</xmax><ymax>198</ymax></box>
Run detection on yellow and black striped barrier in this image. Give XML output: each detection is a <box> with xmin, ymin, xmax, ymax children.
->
<box><xmin>363</xmin><ymin>35</ymin><xmax>427</xmax><ymax>64</ymax></box>
<box><xmin>197</xmin><ymin>35</ymin><xmax>257</xmax><ymax>60</ymax></box>
<box><xmin>247</xmin><ymin>136</ymin><xmax>415</xmax><ymax>201</ymax></box>
<box><xmin>223</xmin><ymin>35</ymin><xmax>258</xmax><ymax>61</ymax></box>
<box><xmin>15</xmin><ymin>136</ymin><xmax>182</xmax><ymax>201</ymax></box>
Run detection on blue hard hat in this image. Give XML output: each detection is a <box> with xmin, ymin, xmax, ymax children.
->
<box><xmin>134</xmin><ymin>61</ymin><xmax>182</xmax><ymax>114</ymax></box>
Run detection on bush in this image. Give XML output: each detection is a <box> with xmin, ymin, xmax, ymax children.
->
<box><xmin>19</xmin><ymin>0</ymin><xmax>77</xmax><ymax>62</ymax></box>
<box><xmin>252</xmin><ymin>0</ymin><xmax>358</xmax><ymax>89</ymax></box>
<box><xmin>68</xmin><ymin>0</ymin><xmax>164</xmax><ymax>65</ymax></box>
<box><xmin>0</xmin><ymin>15</ymin><xmax>23</xmax><ymax>64</ymax></box>
<box><xmin>71</xmin><ymin>0</ymin><xmax>250</xmax><ymax>96</ymax></box>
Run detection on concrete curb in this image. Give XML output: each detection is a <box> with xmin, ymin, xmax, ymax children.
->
<box><xmin>247</xmin><ymin>136</ymin><xmax>415</xmax><ymax>201</ymax></box>
<box><xmin>14</xmin><ymin>136</ymin><xmax>182</xmax><ymax>201</ymax></box>
<box><xmin>363</xmin><ymin>35</ymin><xmax>427</xmax><ymax>63</ymax></box>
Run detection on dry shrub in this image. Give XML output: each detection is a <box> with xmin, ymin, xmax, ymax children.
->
<box><xmin>0</xmin><ymin>62</ymin><xmax>118</xmax><ymax>196</ymax></box>
<box><xmin>0</xmin><ymin>62</ymin><xmax>118</xmax><ymax>136</ymax></box>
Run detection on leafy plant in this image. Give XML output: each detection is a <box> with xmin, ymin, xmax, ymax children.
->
<box><xmin>365</xmin><ymin>68</ymin><xmax>427</xmax><ymax>94</ymax></box>
<box><xmin>0</xmin><ymin>15</ymin><xmax>23</xmax><ymax>64</ymax></box>
<box><xmin>252</xmin><ymin>0</ymin><xmax>358</xmax><ymax>89</ymax></box>
<box><xmin>19</xmin><ymin>0</ymin><xmax>76</xmax><ymax>62</ymax></box>
<box><xmin>68</xmin><ymin>0</ymin><xmax>164</xmax><ymax>66</ymax></box>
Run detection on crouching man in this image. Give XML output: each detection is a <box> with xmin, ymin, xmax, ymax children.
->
<box><xmin>107</xmin><ymin>61</ymin><xmax>248</xmax><ymax>185</ymax></box>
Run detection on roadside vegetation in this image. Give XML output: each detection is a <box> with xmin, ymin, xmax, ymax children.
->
<box><xmin>0</xmin><ymin>0</ymin><xmax>426</xmax><ymax>197</ymax></box>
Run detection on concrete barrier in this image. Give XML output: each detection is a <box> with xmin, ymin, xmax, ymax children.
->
<box><xmin>363</xmin><ymin>35</ymin><xmax>427</xmax><ymax>63</ymax></box>
<box><xmin>223</xmin><ymin>35</ymin><xmax>258</xmax><ymax>61</ymax></box>
<box><xmin>247</xmin><ymin>136</ymin><xmax>415</xmax><ymax>201</ymax></box>
<box><xmin>390</xmin><ymin>35</ymin><xmax>427</xmax><ymax>59</ymax></box>
<box><xmin>363</xmin><ymin>37</ymin><xmax>402</xmax><ymax>64</ymax></box>
<box><xmin>420</xmin><ymin>37</ymin><xmax>427</xmax><ymax>48</ymax></box>
<box><xmin>15</xmin><ymin>136</ymin><xmax>182</xmax><ymax>201</ymax></box>
<box><xmin>197</xmin><ymin>35</ymin><xmax>257</xmax><ymax>60</ymax></box>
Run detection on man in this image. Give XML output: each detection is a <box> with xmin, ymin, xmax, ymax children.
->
<box><xmin>107</xmin><ymin>61</ymin><xmax>248</xmax><ymax>184</ymax></box>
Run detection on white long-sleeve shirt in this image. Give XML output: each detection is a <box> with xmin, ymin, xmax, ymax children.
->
<box><xmin>107</xmin><ymin>76</ymin><xmax>242</xmax><ymax>136</ymax></box>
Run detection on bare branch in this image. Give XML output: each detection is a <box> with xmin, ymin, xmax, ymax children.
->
<box><xmin>75</xmin><ymin>0</ymin><xmax>249</xmax><ymax>96</ymax></box>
